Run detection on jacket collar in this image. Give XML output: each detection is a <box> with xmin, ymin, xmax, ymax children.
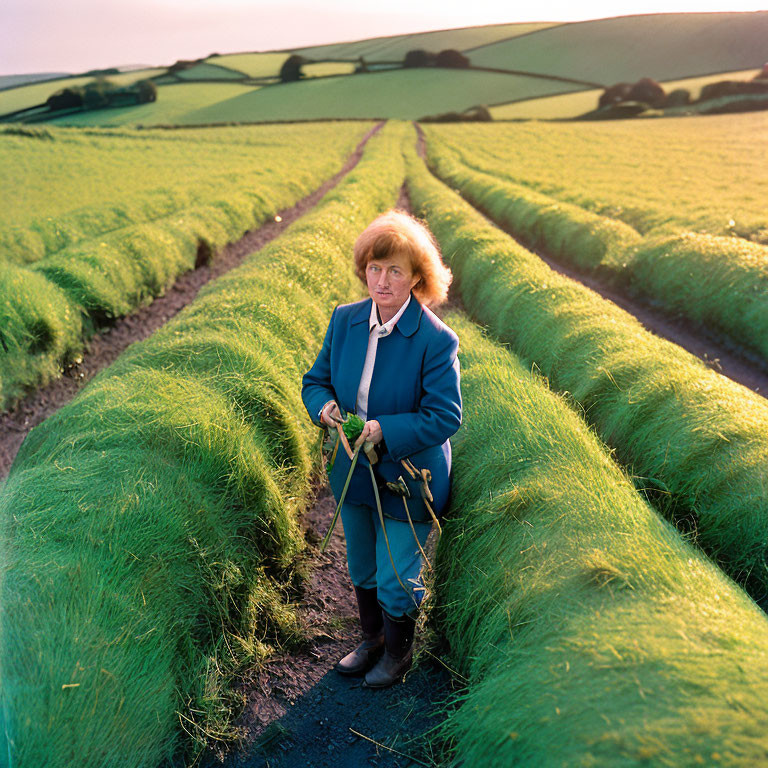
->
<box><xmin>350</xmin><ymin>292</ymin><xmax>422</xmax><ymax>337</ymax></box>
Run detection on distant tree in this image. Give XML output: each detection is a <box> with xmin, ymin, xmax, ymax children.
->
<box><xmin>700</xmin><ymin>79</ymin><xmax>768</xmax><ymax>101</ymax></box>
<box><xmin>664</xmin><ymin>88</ymin><xmax>691</xmax><ymax>107</ymax></box>
<box><xmin>168</xmin><ymin>59</ymin><xmax>198</xmax><ymax>75</ymax></box>
<box><xmin>419</xmin><ymin>104</ymin><xmax>492</xmax><ymax>122</ymax></box>
<box><xmin>84</xmin><ymin>67</ymin><xmax>119</xmax><ymax>76</ymax></box>
<box><xmin>354</xmin><ymin>56</ymin><xmax>369</xmax><ymax>74</ymax></box>
<box><xmin>628</xmin><ymin>77</ymin><xmax>665</xmax><ymax>108</ymax></box>
<box><xmin>598</xmin><ymin>82</ymin><xmax>633</xmax><ymax>109</ymax></box>
<box><xmin>82</xmin><ymin>77</ymin><xmax>115</xmax><ymax>109</ymax></box>
<box><xmin>404</xmin><ymin>49</ymin><xmax>435</xmax><ymax>68</ymax></box>
<box><xmin>463</xmin><ymin>104</ymin><xmax>491</xmax><ymax>121</ymax></box>
<box><xmin>280</xmin><ymin>54</ymin><xmax>307</xmax><ymax>82</ymax></box>
<box><xmin>135</xmin><ymin>79</ymin><xmax>157</xmax><ymax>103</ymax></box>
<box><xmin>47</xmin><ymin>87</ymin><xmax>84</xmax><ymax>111</ymax></box>
<box><xmin>435</xmin><ymin>49</ymin><xmax>470</xmax><ymax>68</ymax></box>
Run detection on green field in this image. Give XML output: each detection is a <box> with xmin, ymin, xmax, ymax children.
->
<box><xmin>175</xmin><ymin>62</ymin><xmax>248</xmax><ymax>80</ymax></box>
<box><xmin>0</xmin><ymin>121</ymin><xmax>370</xmax><ymax>408</ymax></box>
<box><xmin>0</xmin><ymin>121</ymin><xmax>407</xmax><ymax>766</ymax></box>
<box><xmin>1</xmin><ymin>122</ymin><xmax>352</xmax><ymax>236</ymax></box>
<box><xmin>43</xmin><ymin>81</ymin><xmax>259</xmax><ymax>127</ymax></box>
<box><xmin>6</xmin><ymin>12</ymin><xmax>766</xmax><ymax>128</ymax></box>
<box><xmin>470</xmin><ymin>12</ymin><xmax>768</xmax><ymax>83</ymax></box>
<box><xmin>0</xmin><ymin>68</ymin><xmax>167</xmax><ymax>115</ymax></box>
<box><xmin>291</xmin><ymin>21</ymin><xmax>558</xmax><ymax>61</ymax></box>
<box><xmin>423</xmin><ymin>112</ymin><xmax>768</xmax><ymax>240</ymax></box>
<box><xmin>206</xmin><ymin>52</ymin><xmax>291</xmax><ymax>78</ymax></box>
<box><xmin>490</xmin><ymin>67</ymin><xmax>764</xmax><ymax>119</ymax></box>
<box><xmin>4</xmin><ymin>11</ymin><xmax>768</xmax><ymax>767</ymax></box>
<box><xmin>4</xmin><ymin>115</ymin><xmax>768</xmax><ymax>766</ymax></box>
<box><xmin>177</xmin><ymin>68</ymin><xmax>585</xmax><ymax>124</ymax></box>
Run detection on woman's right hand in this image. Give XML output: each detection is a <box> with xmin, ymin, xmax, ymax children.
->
<box><xmin>320</xmin><ymin>400</ymin><xmax>343</xmax><ymax>428</ymax></box>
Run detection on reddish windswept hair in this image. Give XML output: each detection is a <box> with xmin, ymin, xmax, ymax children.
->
<box><xmin>353</xmin><ymin>209</ymin><xmax>452</xmax><ymax>307</ymax></box>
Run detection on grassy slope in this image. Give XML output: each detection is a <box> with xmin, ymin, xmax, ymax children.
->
<box><xmin>290</xmin><ymin>22</ymin><xmax>558</xmax><ymax>61</ymax></box>
<box><xmin>0</xmin><ymin>69</ymin><xmax>167</xmax><ymax>116</ymax></box>
<box><xmin>490</xmin><ymin>67</ymin><xmax>763</xmax><ymax>119</ymax></box>
<box><xmin>206</xmin><ymin>52</ymin><xmax>290</xmax><ymax>78</ymax></box>
<box><xmin>44</xmin><ymin>82</ymin><xmax>258</xmax><ymax>127</ymax></box>
<box><xmin>423</xmin><ymin>113</ymin><xmax>768</xmax><ymax>240</ymax></box>
<box><xmin>175</xmin><ymin>62</ymin><xmax>247</xmax><ymax>80</ymax></box>
<box><xmin>178</xmin><ymin>68</ymin><xmax>584</xmax><ymax>124</ymax></box>
<box><xmin>471</xmin><ymin>12</ymin><xmax>768</xmax><ymax>85</ymax></box>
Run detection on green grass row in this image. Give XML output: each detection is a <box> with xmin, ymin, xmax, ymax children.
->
<box><xmin>422</xmin><ymin>133</ymin><xmax>642</xmax><ymax>272</ymax></box>
<box><xmin>422</xmin><ymin>130</ymin><xmax>768</xmax><ymax>362</ymax></box>
<box><xmin>433</xmin><ymin>312</ymin><xmax>768</xmax><ymax>767</ymax></box>
<box><xmin>0</xmin><ymin>122</ymin><xmax>371</xmax><ymax>411</ymax></box>
<box><xmin>0</xmin><ymin>120</ymin><xmax>406</xmax><ymax>767</ymax></box>
<box><xmin>0</xmin><ymin>123</ymin><xmax>368</xmax><ymax>263</ymax></box>
<box><xmin>421</xmin><ymin>118</ymin><xmax>768</xmax><ymax>241</ymax></box>
<box><xmin>404</xmin><ymin>136</ymin><xmax>768</xmax><ymax>602</ymax></box>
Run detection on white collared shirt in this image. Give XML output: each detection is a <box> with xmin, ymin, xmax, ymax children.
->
<box><xmin>355</xmin><ymin>295</ymin><xmax>410</xmax><ymax>421</ymax></box>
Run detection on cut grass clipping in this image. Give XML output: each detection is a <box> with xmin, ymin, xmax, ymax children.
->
<box><xmin>404</xmin><ymin>135</ymin><xmax>768</xmax><ymax>603</ymax></box>
<box><xmin>0</xmin><ymin>120</ymin><xmax>406</xmax><ymax>767</ymax></box>
<box><xmin>423</xmin><ymin>131</ymin><xmax>768</xmax><ymax>363</ymax></box>
<box><xmin>434</xmin><ymin>312</ymin><xmax>768</xmax><ymax>767</ymax></box>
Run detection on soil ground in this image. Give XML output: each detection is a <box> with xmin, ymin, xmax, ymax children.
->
<box><xmin>192</xmin><ymin>485</ymin><xmax>461</xmax><ymax>768</ymax></box>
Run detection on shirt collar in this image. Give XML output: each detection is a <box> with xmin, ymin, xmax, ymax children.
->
<box><xmin>368</xmin><ymin>294</ymin><xmax>410</xmax><ymax>338</ymax></box>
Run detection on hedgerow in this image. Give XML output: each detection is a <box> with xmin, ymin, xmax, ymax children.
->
<box><xmin>0</xmin><ymin>120</ymin><xmax>406</xmax><ymax>766</ymax></box>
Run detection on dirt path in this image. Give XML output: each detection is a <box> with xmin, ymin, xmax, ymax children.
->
<box><xmin>413</xmin><ymin>122</ymin><xmax>768</xmax><ymax>398</ymax></box>
<box><xmin>0</xmin><ymin>121</ymin><xmax>385</xmax><ymax>480</ymax></box>
<box><xmin>190</xmin><ymin>183</ymin><xmax>461</xmax><ymax>768</ymax></box>
<box><xmin>194</xmin><ymin>484</ymin><xmax>458</xmax><ymax>768</ymax></box>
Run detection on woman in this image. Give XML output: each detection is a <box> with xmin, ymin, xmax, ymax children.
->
<box><xmin>301</xmin><ymin>209</ymin><xmax>462</xmax><ymax>688</ymax></box>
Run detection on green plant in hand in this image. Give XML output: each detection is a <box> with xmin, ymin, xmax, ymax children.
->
<box><xmin>342</xmin><ymin>413</ymin><xmax>365</xmax><ymax>445</ymax></box>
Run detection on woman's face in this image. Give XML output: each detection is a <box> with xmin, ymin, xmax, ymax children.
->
<box><xmin>365</xmin><ymin>250</ymin><xmax>419</xmax><ymax>321</ymax></box>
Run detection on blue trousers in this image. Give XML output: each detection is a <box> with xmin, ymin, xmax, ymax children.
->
<box><xmin>340</xmin><ymin>501</ymin><xmax>433</xmax><ymax>620</ymax></box>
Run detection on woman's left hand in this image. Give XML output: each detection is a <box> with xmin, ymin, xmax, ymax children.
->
<box><xmin>354</xmin><ymin>419</ymin><xmax>383</xmax><ymax>449</ymax></box>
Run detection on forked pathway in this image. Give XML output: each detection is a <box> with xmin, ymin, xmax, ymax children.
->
<box><xmin>0</xmin><ymin>121</ymin><xmax>385</xmax><ymax>480</ymax></box>
<box><xmin>188</xmin><ymin>184</ymin><xmax>461</xmax><ymax>768</ymax></box>
<box><xmin>413</xmin><ymin>123</ymin><xmax>768</xmax><ymax>398</ymax></box>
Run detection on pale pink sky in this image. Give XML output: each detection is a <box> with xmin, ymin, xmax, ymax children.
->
<box><xmin>2</xmin><ymin>0</ymin><xmax>767</xmax><ymax>75</ymax></box>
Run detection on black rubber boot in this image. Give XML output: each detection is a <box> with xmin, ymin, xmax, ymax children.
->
<box><xmin>335</xmin><ymin>586</ymin><xmax>385</xmax><ymax>676</ymax></box>
<box><xmin>363</xmin><ymin>610</ymin><xmax>416</xmax><ymax>688</ymax></box>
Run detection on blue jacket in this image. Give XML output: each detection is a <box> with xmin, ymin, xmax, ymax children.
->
<box><xmin>301</xmin><ymin>292</ymin><xmax>462</xmax><ymax>522</ymax></box>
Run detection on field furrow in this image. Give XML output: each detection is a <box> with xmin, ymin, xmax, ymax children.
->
<box><xmin>404</xmin><ymin>128</ymin><xmax>768</xmax><ymax>604</ymax></box>
<box><xmin>420</xmin><ymin>124</ymin><xmax>768</xmax><ymax>365</ymax></box>
<box><xmin>0</xmin><ymin>122</ymin><xmax>372</xmax><ymax>412</ymax></box>
<box><xmin>432</xmin><ymin>311</ymin><xmax>768</xmax><ymax>767</ymax></box>
<box><xmin>0</xmin><ymin>121</ymin><xmax>408</xmax><ymax>767</ymax></box>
